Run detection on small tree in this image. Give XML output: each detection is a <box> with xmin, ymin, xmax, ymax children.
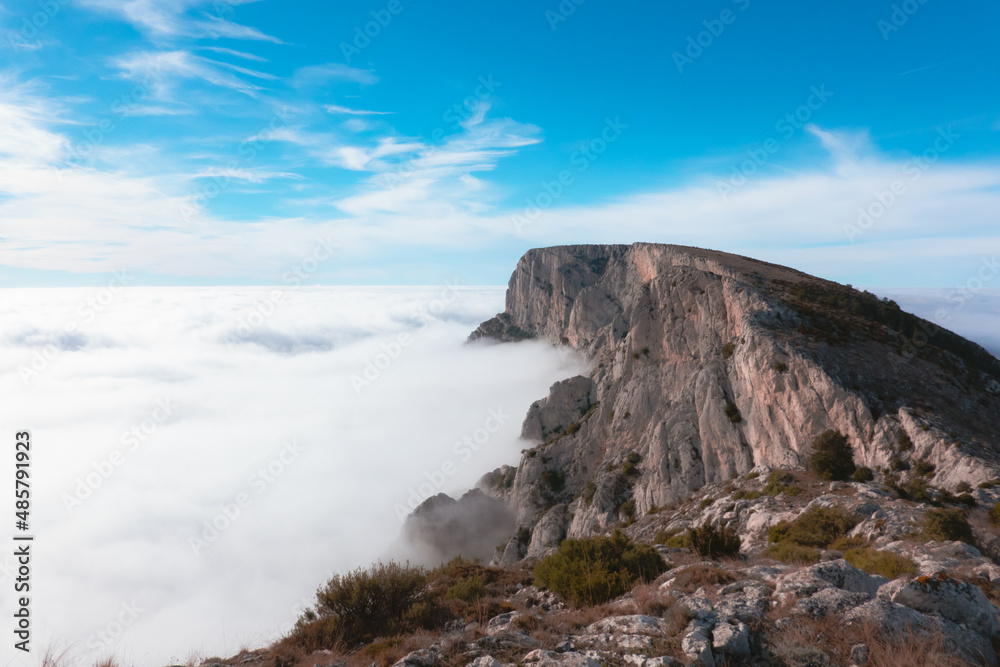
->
<box><xmin>809</xmin><ymin>429</ymin><xmax>856</xmax><ymax>481</ymax></box>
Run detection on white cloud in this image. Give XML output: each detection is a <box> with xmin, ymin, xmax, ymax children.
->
<box><xmin>324</xmin><ymin>103</ymin><xmax>392</xmax><ymax>116</ymax></box>
<box><xmin>74</xmin><ymin>0</ymin><xmax>281</xmax><ymax>42</ymax></box>
<box><xmin>291</xmin><ymin>63</ymin><xmax>378</xmax><ymax>87</ymax></box>
<box><xmin>0</xmin><ymin>286</ymin><xmax>588</xmax><ymax>666</ymax></box>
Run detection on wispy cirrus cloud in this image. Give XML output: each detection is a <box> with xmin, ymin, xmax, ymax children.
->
<box><xmin>325</xmin><ymin>104</ymin><xmax>392</xmax><ymax>116</ymax></box>
<box><xmin>74</xmin><ymin>0</ymin><xmax>282</xmax><ymax>43</ymax></box>
<box><xmin>113</xmin><ymin>49</ymin><xmax>276</xmax><ymax>100</ymax></box>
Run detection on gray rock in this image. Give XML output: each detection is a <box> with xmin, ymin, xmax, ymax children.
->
<box><xmin>877</xmin><ymin>574</ymin><xmax>1000</xmax><ymax>638</ymax></box>
<box><xmin>466</xmin><ymin>658</ymin><xmax>502</xmax><ymax>667</ymax></box>
<box><xmin>793</xmin><ymin>588</ymin><xmax>870</xmax><ymax>619</ymax></box>
<box><xmin>712</xmin><ymin>620</ymin><xmax>750</xmax><ymax>657</ymax></box>
<box><xmin>526</xmin><ymin>504</ymin><xmax>571</xmax><ymax>558</ymax></box>
<box><xmin>681</xmin><ymin>626</ymin><xmax>716</xmax><ymax>667</ymax></box>
<box><xmin>521</xmin><ymin>649</ymin><xmax>601</xmax><ymax>666</ymax></box>
<box><xmin>585</xmin><ymin>615</ymin><xmax>669</xmax><ymax>636</ymax></box>
<box><xmin>391</xmin><ymin>648</ymin><xmax>439</xmax><ymax>667</ymax></box>
<box><xmin>849</xmin><ymin>643</ymin><xmax>869</xmax><ymax>665</ymax></box>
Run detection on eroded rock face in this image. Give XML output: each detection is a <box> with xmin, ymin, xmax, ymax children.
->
<box><xmin>877</xmin><ymin>573</ymin><xmax>1000</xmax><ymax>638</ymax></box>
<box><xmin>466</xmin><ymin>243</ymin><xmax>1000</xmax><ymax>546</ymax></box>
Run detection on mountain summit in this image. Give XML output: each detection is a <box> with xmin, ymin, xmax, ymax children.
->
<box><xmin>409</xmin><ymin>243</ymin><xmax>1000</xmax><ymax>563</ymax></box>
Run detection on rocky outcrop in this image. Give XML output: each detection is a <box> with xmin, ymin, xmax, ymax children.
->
<box><xmin>401</xmin><ymin>489</ymin><xmax>515</xmax><ymax>563</ymax></box>
<box><xmin>464</xmin><ymin>243</ymin><xmax>1000</xmax><ymax>558</ymax></box>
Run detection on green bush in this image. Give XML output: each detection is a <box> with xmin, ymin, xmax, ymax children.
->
<box><xmin>768</xmin><ymin>506</ymin><xmax>860</xmax><ymax>548</ymax></box>
<box><xmin>446</xmin><ymin>576</ymin><xmax>486</xmax><ymax>602</ymax></box>
<box><xmin>761</xmin><ymin>542</ymin><xmax>821</xmax><ymax>564</ymax></box>
<box><xmin>956</xmin><ymin>481</ymin><xmax>972</xmax><ymax>493</ymax></box>
<box><xmin>541</xmin><ymin>469</ymin><xmax>565</xmax><ymax>493</ymax></box>
<box><xmin>654</xmin><ymin>529</ymin><xmax>691</xmax><ymax>549</ymax></box>
<box><xmin>852</xmin><ymin>466</ymin><xmax>874</xmax><ymax>483</ymax></box>
<box><xmin>746</xmin><ymin>471</ymin><xmax>760</xmax><ymax>480</ymax></box>
<box><xmin>294</xmin><ymin>561</ymin><xmax>428</xmax><ymax>649</ymax></box>
<box><xmin>890</xmin><ymin>456</ymin><xmax>910</xmax><ymax>472</ymax></box>
<box><xmin>914</xmin><ymin>459</ymin><xmax>936</xmax><ymax>477</ymax></box>
<box><xmin>722</xmin><ymin>342</ymin><xmax>736</xmax><ymax>359</ymax></box>
<box><xmin>772</xmin><ymin>361</ymin><xmax>788</xmax><ymax>373</ymax></box>
<box><xmin>619</xmin><ymin>499</ymin><xmax>636</xmax><ymax>521</ymax></box>
<box><xmin>922</xmin><ymin>508</ymin><xmax>974</xmax><ymax>544</ymax></box>
<box><xmin>990</xmin><ymin>502</ymin><xmax>1000</xmax><ymax>527</ymax></box>
<box><xmin>732</xmin><ymin>489</ymin><xmax>762</xmax><ymax>501</ymax></box>
<box><xmin>582</xmin><ymin>480</ymin><xmax>596</xmax><ymax>505</ymax></box>
<box><xmin>534</xmin><ymin>530</ymin><xmax>668</xmax><ymax>606</ymax></box>
<box><xmin>623</xmin><ymin>453</ymin><xmax>641</xmax><ymax>476</ymax></box>
<box><xmin>763</xmin><ymin>470</ymin><xmax>799</xmax><ymax>496</ymax></box>
<box><xmin>809</xmin><ymin>429</ymin><xmax>856</xmax><ymax>481</ymax></box>
<box><xmin>565</xmin><ymin>422</ymin><xmax>581</xmax><ymax>435</ymax></box>
<box><xmin>724</xmin><ymin>401</ymin><xmax>742</xmax><ymax>423</ymax></box>
<box><xmin>689</xmin><ymin>523</ymin><xmax>741</xmax><ymax>558</ymax></box>
<box><xmin>843</xmin><ymin>548</ymin><xmax>917</xmax><ymax>579</ymax></box>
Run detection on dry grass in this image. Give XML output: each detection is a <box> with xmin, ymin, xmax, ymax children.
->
<box><xmin>664</xmin><ymin>565</ymin><xmax>736</xmax><ymax>594</ymax></box>
<box><xmin>860</xmin><ymin>623</ymin><xmax>973</xmax><ymax>667</ymax></box>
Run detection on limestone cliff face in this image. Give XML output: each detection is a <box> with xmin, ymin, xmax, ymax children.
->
<box><xmin>467</xmin><ymin>244</ymin><xmax>1000</xmax><ymax>562</ymax></box>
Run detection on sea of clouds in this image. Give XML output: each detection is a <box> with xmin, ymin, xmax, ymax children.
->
<box><xmin>0</xmin><ymin>285</ymin><xmax>995</xmax><ymax>667</ymax></box>
<box><xmin>0</xmin><ymin>286</ymin><xmax>588</xmax><ymax>667</ymax></box>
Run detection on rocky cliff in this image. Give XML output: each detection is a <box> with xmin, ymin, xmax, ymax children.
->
<box><xmin>452</xmin><ymin>244</ymin><xmax>1000</xmax><ymax>564</ymax></box>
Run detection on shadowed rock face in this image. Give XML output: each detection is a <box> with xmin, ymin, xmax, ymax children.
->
<box><xmin>463</xmin><ymin>244</ymin><xmax>1000</xmax><ymax>558</ymax></box>
<box><xmin>401</xmin><ymin>489</ymin><xmax>516</xmax><ymax>564</ymax></box>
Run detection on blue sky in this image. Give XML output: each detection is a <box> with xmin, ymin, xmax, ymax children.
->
<box><xmin>0</xmin><ymin>0</ymin><xmax>998</xmax><ymax>288</ymax></box>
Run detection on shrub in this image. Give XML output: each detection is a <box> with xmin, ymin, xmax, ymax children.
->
<box><xmin>922</xmin><ymin>508</ymin><xmax>974</xmax><ymax>544</ymax></box>
<box><xmin>772</xmin><ymin>361</ymin><xmax>789</xmax><ymax>373</ymax></box>
<box><xmin>722</xmin><ymin>342</ymin><xmax>736</xmax><ymax>359</ymax></box>
<box><xmin>896</xmin><ymin>476</ymin><xmax>932</xmax><ymax>503</ymax></box>
<box><xmin>746</xmin><ymin>471</ymin><xmax>760</xmax><ymax>480</ymax></box>
<box><xmin>843</xmin><ymin>548</ymin><xmax>917</xmax><ymax>579</ymax></box>
<box><xmin>632</xmin><ymin>352</ymin><xmax>640</xmax><ymax>359</ymax></box>
<box><xmin>761</xmin><ymin>542</ymin><xmax>821</xmax><ymax>564</ymax></box>
<box><xmin>446</xmin><ymin>576</ymin><xmax>486</xmax><ymax>602</ymax></box>
<box><xmin>542</xmin><ymin>469</ymin><xmax>565</xmax><ymax>493</ymax></box>
<box><xmin>897</xmin><ymin>430</ymin><xmax>914</xmax><ymax>451</ymax></box>
<box><xmin>689</xmin><ymin>523</ymin><xmax>741</xmax><ymax>558</ymax></box>
<box><xmin>619</xmin><ymin>499</ymin><xmax>636</xmax><ymax>521</ymax></box>
<box><xmin>763</xmin><ymin>470</ymin><xmax>796</xmax><ymax>496</ymax></box>
<box><xmin>809</xmin><ymin>430</ymin><xmax>856</xmax><ymax>481</ymax></box>
<box><xmin>890</xmin><ymin>456</ymin><xmax>910</xmax><ymax>472</ymax></box>
<box><xmin>990</xmin><ymin>502</ymin><xmax>1000</xmax><ymax>527</ymax></box>
<box><xmin>517</xmin><ymin>527</ymin><xmax>532</xmax><ymax>545</ymax></box>
<box><xmin>914</xmin><ymin>459</ymin><xmax>936</xmax><ymax>477</ymax></box>
<box><xmin>534</xmin><ymin>530</ymin><xmax>668</xmax><ymax>606</ymax></box>
<box><xmin>956</xmin><ymin>481</ymin><xmax>972</xmax><ymax>494</ymax></box>
<box><xmin>293</xmin><ymin>561</ymin><xmax>428</xmax><ymax>649</ymax></box>
<box><xmin>852</xmin><ymin>466</ymin><xmax>874</xmax><ymax>483</ymax></box>
<box><xmin>623</xmin><ymin>453</ymin><xmax>641</xmax><ymax>476</ymax></box>
<box><xmin>724</xmin><ymin>401</ymin><xmax>742</xmax><ymax>423</ymax></box>
<box><xmin>565</xmin><ymin>422</ymin><xmax>581</xmax><ymax>436</ymax></box>
<box><xmin>582</xmin><ymin>480</ymin><xmax>596</xmax><ymax>505</ymax></box>
<box><xmin>654</xmin><ymin>530</ymin><xmax>691</xmax><ymax>549</ymax></box>
<box><xmin>732</xmin><ymin>489</ymin><xmax>762</xmax><ymax>501</ymax></box>
<box><xmin>768</xmin><ymin>506</ymin><xmax>860</xmax><ymax>548</ymax></box>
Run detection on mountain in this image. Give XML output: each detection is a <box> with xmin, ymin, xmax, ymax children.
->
<box><xmin>239</xmin><ymin>244</ymin><xmax>1000</xmax><ymax>667</ymax></box>
<box><xmin>409</xmin><ymin>243</ymin><xmax>1000</xmax><ymax>563</ymax></box>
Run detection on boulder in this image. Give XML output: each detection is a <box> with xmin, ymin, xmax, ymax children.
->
<box><xmin>877</xmin><ymin>573</ymin><xmax>1000</xmax><ymax>638</ymax></box>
